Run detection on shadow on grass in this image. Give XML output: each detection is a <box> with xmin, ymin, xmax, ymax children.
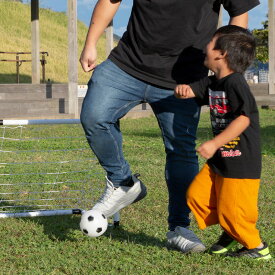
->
<box><xmin>29</xmin><ymin>215</ymin><xmax>166</xmax><ymax>248</ymax></box>
<box><xmin>0</xmin><ymin>73</ymin><xmax>32</xmax><ymax>83</ymax></box>
<box><xmin>123</xmin><ymin>130</ymin><xmax>161</xmax><ymax>138</ymax></box>
<box><xmin>105</xmin><ymin>226</ymin><xmax>166</xmax><ymax>248</ymax></box>
<box><xmin>32</xmin><ymin>214</ymin><xmax>82</xmax><ymax>241</ymax></box>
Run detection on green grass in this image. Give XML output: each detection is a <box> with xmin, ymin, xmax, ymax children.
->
<box><xmin>0</xmin><ymin>0</ymin><xmax>108</xmax><ymax>84</ymax></box>
<box><xmin>0</xmin><ymin>110</ymin><xmax>274</xmax><ymax>275</ymax></box>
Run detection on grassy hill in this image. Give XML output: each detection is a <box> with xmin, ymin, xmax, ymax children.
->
<box><xmin>0</xmin><ymin>1</ymin><xmax>108</xmax><ymax>84</ymax></box>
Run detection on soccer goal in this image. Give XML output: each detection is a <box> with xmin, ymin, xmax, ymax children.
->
<box><xmin>0</xmin><ymin>119</ymin><xmax>119</xmax><ymax>224</ymax></box>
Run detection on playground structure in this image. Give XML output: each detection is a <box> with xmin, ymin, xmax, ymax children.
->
<box><xmin>0</xmin><ymin>51</ymin><xmax>49</xmax><ymax>83</ymax></box>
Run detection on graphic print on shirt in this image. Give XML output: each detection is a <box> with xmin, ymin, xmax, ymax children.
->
<box><xmin>208</xmin><ymin>89</ymin><xmax>242</xmax><ymax>158</ymax></box>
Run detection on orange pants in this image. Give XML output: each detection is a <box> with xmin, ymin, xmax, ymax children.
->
<box><xmin>187</xmin><ymin>163</ymin><xmax>262</xmax><ymax>249</ymax></box>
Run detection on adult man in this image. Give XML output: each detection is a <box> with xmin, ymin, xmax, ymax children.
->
<box><xmin>80</xmin><ymin>0</ymin><xmax>260</xmax><ymax>253</ymax></box>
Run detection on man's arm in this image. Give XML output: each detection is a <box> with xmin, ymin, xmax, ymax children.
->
<box><xmin>229</xmin><ymin>12</ymin><xmax>248</xmax><ymax>28</ymax></box>
<box><xmin>80</xmin><ymin>0</ymin><xmax>122</xmax><ymax>72</ymax></box>
<box><xmin>197</xmin><ymin>115</ymin><xmax>250</xmax><ymax>159</ymax></box>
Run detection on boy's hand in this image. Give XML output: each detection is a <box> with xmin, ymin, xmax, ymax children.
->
<box><xmin>197</xmin><ymin>115</ymin><xmax>250</xmax><ymax>159</ymax></box>
<box><xmin>197</xmin><ymin>140</ymin><xmax>218</xmax><ymax>159</ymax></box>
<box><xmin>174</xmin><ymin>84</ymin><xmax>195</xmax><ymax>99</ymax></box>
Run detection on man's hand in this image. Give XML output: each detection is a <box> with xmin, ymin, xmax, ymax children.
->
<box><xmin>197</xmin><ymin>140</ymin><xmax>218</xmax><ymax>159</ymax></box>
<box><xmin>174</xmin><ymin>84</ymin><xmax>195</xmax><ymax>99</ymax></box>
<box><xmin>79</xmin><ymin>46</ymin><xmax>97</xmax><ymax>72</ymax></box>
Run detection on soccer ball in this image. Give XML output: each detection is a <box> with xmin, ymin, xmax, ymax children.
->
<box><xmin>80</xmin><ymin>209</ymin><xmax>108</xmax><ymax>237</ymax></box>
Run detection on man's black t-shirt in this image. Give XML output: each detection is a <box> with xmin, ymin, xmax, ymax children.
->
<box><xmin>109</xmin><ymin>0</ymin><xmax>259</xmax><ymax>89</ymax></box>
<box><xmin>190</xmin><ymin>73</ymin><xmax>261</xmax><ymax>179</ymax></box>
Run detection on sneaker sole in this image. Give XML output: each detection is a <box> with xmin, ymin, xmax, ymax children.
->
<box><xmin>256</xmin><ymin>254</ymin><xmax>272</xmax><ymax>260</ymax></box>
<box><xmin>189</xmin><ymin>244</ymin><xmax>206</xmax><ymax>253</ymax></box>
<box><xmin>167</xmin><ymin>243</ymin><xmax>206</xmax><ymax>253</ymax></box>
<box><xmin>210</xmin><ymin>240</ymin><xmax>238</xmax><ymax>254</ymax></box>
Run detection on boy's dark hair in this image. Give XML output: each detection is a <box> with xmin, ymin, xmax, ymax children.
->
<box><xmin>213</xmin><ymin>25</ymin><xmax>256</xmax><ymax>73</ymax></box>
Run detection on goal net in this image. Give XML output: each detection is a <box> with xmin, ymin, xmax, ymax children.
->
<box><xmin>0</xmin><ymin>119</ymin><xmax>110</xmax><ymax>219</ymax></box>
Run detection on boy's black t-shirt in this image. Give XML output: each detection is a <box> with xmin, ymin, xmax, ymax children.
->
<box><xmin>109</xmin><ymin>0</ymin><xmax>259</xmax><ymax>89</ymax></box>
<box><xmin>190</xmin><ymin>73</ymin><xmax>261</xmax><ymax>179</ymax></box>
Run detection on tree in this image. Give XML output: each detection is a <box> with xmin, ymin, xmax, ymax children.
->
<box><xmin>252</xmin><ymin>19</ymin><xmax>268</xmax><ymax>64</ymax></box>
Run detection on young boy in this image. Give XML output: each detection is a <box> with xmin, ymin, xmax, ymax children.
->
<box><xmin>174</xmin><ymin>25</ymin><xmax>271</xmax><ymax>260</ymax></box>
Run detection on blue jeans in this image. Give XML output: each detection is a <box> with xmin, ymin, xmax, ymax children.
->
<box><xmin>80</xmin><ymin>59</ymin><xmax>200</xmax><ymax>230</ymax></box>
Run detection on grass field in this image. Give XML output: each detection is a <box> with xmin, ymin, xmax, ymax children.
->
<box><xmin>0</xmin><ymin>110</ymin><xmax>274</xmax><ymax>274</ymax></box>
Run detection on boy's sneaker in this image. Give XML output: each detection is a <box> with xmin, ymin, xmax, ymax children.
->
<box><xmin>209</xmin><ymin>231</ymin><xmax>238</xmax><ymax>254</ymax></box>
<box><xmin>226</xmin><ymin>242</ymin><xmax>272</xmax><ymax>260</ymax></box>
<box><xmin>167</xmin><ymin>226</ymin><xmax>206</xmax><ymax>253</ymax></box>
<box><xmin>92</xmin><ymin>173</ymin><xmax>147</xmax><ymax>217</ymax></box>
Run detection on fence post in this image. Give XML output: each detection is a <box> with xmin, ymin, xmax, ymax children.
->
<box><xmin>16</xmin><ymin>54</ymin><xmax>20</xmax><ymax>84</ymax></box>
<box><xmin>218</xmin><ymin>6</ymin><xmax>223</xmax><ymax>28</ymax></box>
<box><xmin>41</xmin><ymin>53</ymin><xmax>46</xmax><ymax>83</ymax></box>
<box><xmin>67</xmin><ymin>0</ymin><xmax>78</xmax><ymax>118</ymax></box>
<box><xmin>31</xmin><ymin>0</ymin><xmax>40</xmax><ymax>84</ymax></box>
<box><xmin>106</xmin><ymin>20</ymin><xmax>114</xmax><ymax>57</ymax></box>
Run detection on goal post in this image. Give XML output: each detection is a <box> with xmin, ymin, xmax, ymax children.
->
<box><xmin>0</xmin><ymin>119</ymin><xmax>80</xmax><ymax>126</ymax></box>
<box><xmin>0</xmin><ymin>118</ymin><xmax>120</xmax><ymax>225</ymax></box>
<box><xmin>0</xmin><ymin>209</ymin><xmax>82</xmax><ymax>218</ymax></box>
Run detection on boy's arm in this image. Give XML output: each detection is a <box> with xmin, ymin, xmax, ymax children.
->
<box><xmin>79</xmin><ymin>0</ymin><xmax>121</xmax><ymax>72</ymax></box>
<box><xmin>174</xmin><ymin>85</ymin><xmax>195</xmax><ymax>99</ymax></box>
<box><xmin>197</xmin><ymin>115</ymin><xmax>250</xmax><ymax>159</ymax></box>
<box><xmin>174</xmin><ymin>76</ymin><xmax>212</xmax><ymax>101</ymax></box>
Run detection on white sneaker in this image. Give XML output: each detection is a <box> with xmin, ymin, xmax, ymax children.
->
<box><xmin>167</xmin><ymin>226</ymin><xmax>206</xmax><ymax>253</ymax></box>
<box><xmin>92</xmin><ymin>174</ymin><xmax>147</xmax><ymax>217</ymax></box>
